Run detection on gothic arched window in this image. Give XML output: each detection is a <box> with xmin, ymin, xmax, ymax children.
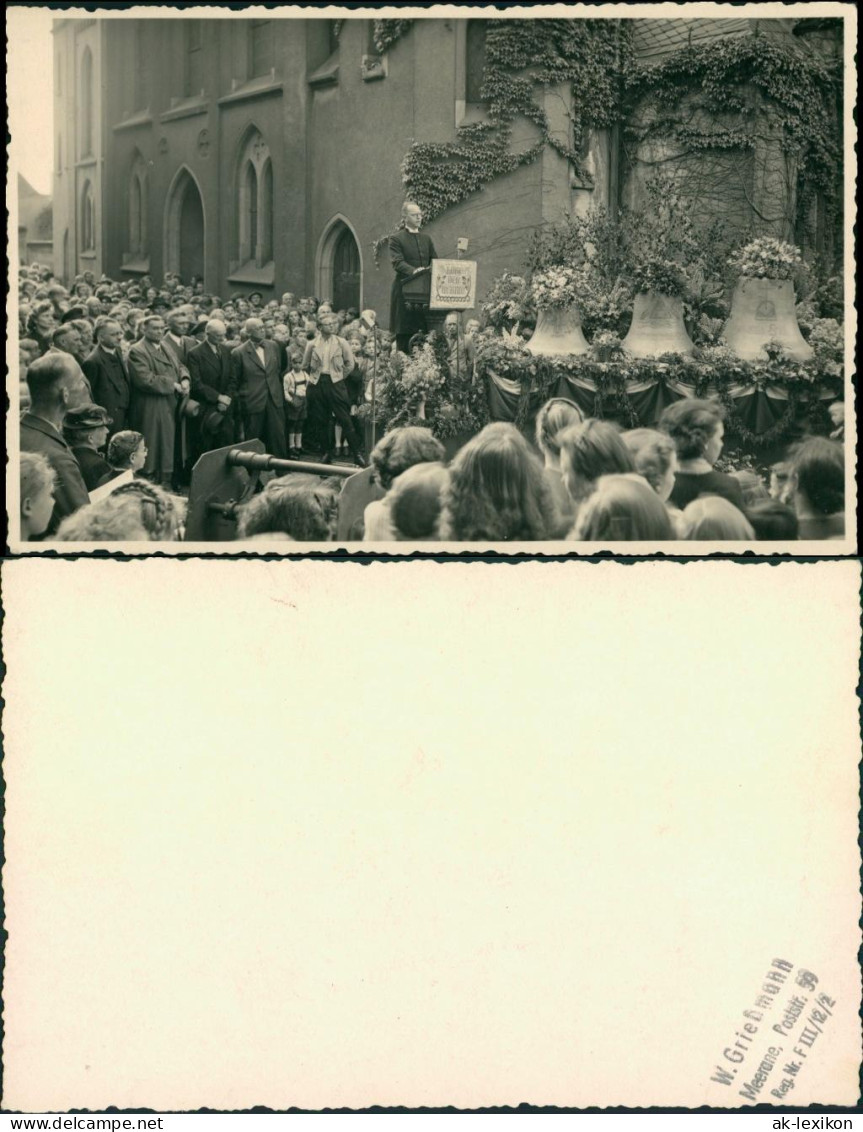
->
<box><xmin>236</xmin><ymin>129</ymin><xmax>273</xmax><ymax>267</ymax></box>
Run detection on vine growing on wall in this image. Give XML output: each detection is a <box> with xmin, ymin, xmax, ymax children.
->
<box><xmin>372</xmin><ymin>20</ymin><xmax>843</xmax><ymax>276</ymax></box>
<box><xmin>400</xmin><ymin>20</ymin><xmax>632</xmax><ymax>225</ymax></box>
<box><xmin>623</xmin><ymin>32</ymin><xmax>843</xmax><ymax>257</ymax></box>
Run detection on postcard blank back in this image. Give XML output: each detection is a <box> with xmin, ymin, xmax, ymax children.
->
<box><xmin>2</xmin><ymin>559</ymin><xmax>859</xmax><ymax>1110</ymax></box>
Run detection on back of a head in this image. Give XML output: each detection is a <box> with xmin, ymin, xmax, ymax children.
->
<box><xmin>20</xmin><ymin>451</ymin><xmax>56</xmax><ymax>499</ymax></box>
<box><xmin>237</xmin><ymin>474</ymin><xmax>338</xmax><ymax>541</ymax></box>
<box><xmin>389</xmin><ymin>462</ymin><xmax>449</xmax><ymax>540</ymax></box>
<box><xmin>444</xmin><ymin>422</ymin><xmax>552</xmax><ymax>540</ymax></box>
<box><xmin>107</xmin><ymin>430</ymin><xmax>144</xmax><ymax>468</ymax></box>
<box><xmin>572</xmin><ymin>474</ymin><xmax>674</xmax><ymax>541</ymax></box>
<box><xmin>790</xmin><ymin>437</ymin><xmax>844</xmax><ymax>515</ymax></box>
<box><xmin>730</xmin><ymin>469</ymin><xmax>769</xmax><ymax>507</ymax></box>
<box><xmin>535</xmin><ymin>397</ymin><xmax>584</xmax><ymax>459</ymax></box>
<box><xmin>659</xmin><ymin>399</ymin><xmax>724</xmax><ymax>460</ymax></box>
<box><xmin>746</xmin><ymin>499</ymin><xmax>799</xmax><ymax>541</ymax></box>
<box><xmin>559</xmin><ymin>419</ymin><xmax>634</xmax><ymax>485</ymax></box>
<box><xmin>109</xmin><ymin>481</ymin><xmax>185</xmax><ymax>540</ymax></box>
<box><xmin>26</xmin><ymin>351</ymin><xmax>75</xmax><ymax>407</ymax></box>
<box><xmin>622</xmin><ymin>428</ymin><xmax>676</xmax><ymax>493</ymax></box>
<box><xmin>680</xmin><ymin>495</ymin><xmax>755</xmax><ymax>540</ymax></box>
<box><xmin>55</xmin><ymin>496</ymin><xmax>151</xmax><ymax>542</ymax></box>
<box><xmin>370</xmin><ymin>426</ymin><xmax>445</xmax><ymax>491</ymax></box>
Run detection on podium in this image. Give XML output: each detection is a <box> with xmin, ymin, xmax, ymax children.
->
<box><xmin>401</xmin><ymin>266</ymin><xmax>445</xmax><ymax>333</ymax></box>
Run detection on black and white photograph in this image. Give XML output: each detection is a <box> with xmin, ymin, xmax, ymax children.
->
<box><xmin>7</xmin><ymin>2</ymin><xmax>855</xmax><ymax>551</ymax></box>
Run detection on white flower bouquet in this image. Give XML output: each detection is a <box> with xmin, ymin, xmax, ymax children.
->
<box><xmin>530</xmin><ymin>266</ymin><xmax>581</xmax><ymax>310</ymax></box>
<box><xmin>728</xmin><ymin>238</ymin><xmax>803</xmax><ymax>281</ymax></box>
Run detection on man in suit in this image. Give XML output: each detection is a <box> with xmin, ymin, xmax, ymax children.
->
<box><xmin>231</xmin><ymin>317</ymin><xmax>288</xmax><ymax>458</ymax></box>
<box><xmin>389</xmin><ymin>200</ymin><xmax>437</xmax><ymax>354</ymax></box>
<box><xmin>127</xmin><ymin>314</ymin><xmax>188</xmax><ymax>487</ymax></box>
<box><xmin>20</xmin><ymin>352</ymin><xmax>91</xmax><ymax>534</ymax></box>
<box><xmin>187</xmin><ymin>319</ymin><xmax>237</xmax><ymax>457</ymax></box>
<box><xmin>161</xmin><ymin>308</ymin><xmax>198</xmax><ymax>487</ymax></box>
<box><xmin>82</xmin><ymin>317</ymin><xmax>131</xmax><ymax>435</ymax></box>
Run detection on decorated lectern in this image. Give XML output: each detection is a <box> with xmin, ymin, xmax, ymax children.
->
<box><xmin>402</xmin><ymin>259</ymin><xmax>478</xmax><ymax>333</ymax></box>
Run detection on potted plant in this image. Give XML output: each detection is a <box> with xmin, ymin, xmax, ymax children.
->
<box><xmin>526</xmin><ymin>265</ymin><xmax>590</xmax><ymax>356</ymax></box>
<box><xmin>722</xmin><ymin>238</ymin><xmax>813</xmax><ymax>361</ymax></box>
<box><xmin>621</xmin><ymin>257</ymin><xmax>695</xmax><ymax>358</ymax></box>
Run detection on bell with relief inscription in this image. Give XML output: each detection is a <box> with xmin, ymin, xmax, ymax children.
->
<box><xmin>526</xmin><ymin>305</ymin><xmax>590</xmax><ymax>357</ymax></box>
<box><xmin>621</xmin><ymin>291</ymin><xmax>695</xmax><ymax>359</ymax></box>
<box><xmin>722</xmin><ymin>278</ymin><xmax>813</xmax><ymax>361</ymax></box>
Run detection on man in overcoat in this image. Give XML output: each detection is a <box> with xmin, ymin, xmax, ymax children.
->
<box><xmin>231</xmin><ymin>318</ymin><xmax>288</xmax><ymax>458</ymax></box>
<box><xmin>82</xmin><ymin>317</ymin><xmax>131</xmax><ymax>435</ymax></box>
<box><xmin>389</xmin><ymin>201</ymin><xmax>437</xmax><ymax>354</ymax></box>
<box><xmin>128</xmin><ymin>314</ymin><xmax>187</xmax><ymax>487</ymax></box>
<box><xmin>187</xmin><ymin>319</ymin><xmax>237</xmax><ymax>457</ymax></box>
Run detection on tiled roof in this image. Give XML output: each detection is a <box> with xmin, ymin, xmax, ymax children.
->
<box><xmin>630</xmin><ymin>18</ymin><xmax>754</xmax><ymax>59</ymax></box>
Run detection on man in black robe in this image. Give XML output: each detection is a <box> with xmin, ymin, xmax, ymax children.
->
<box><xmin>389</xmin><ymin>201</ymin><xmax>437</xmax><ymax>355</ymax></box>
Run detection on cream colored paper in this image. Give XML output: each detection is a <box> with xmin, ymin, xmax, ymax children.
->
<box><xmin>2</xmin><ymin>559</ymin><xmax>860</xmax><ymax>1110</ymax></box>
<box><xmin>6</xmin><ymin>2</ymin><xmax>858</xmax><ymax>555</ymax></box>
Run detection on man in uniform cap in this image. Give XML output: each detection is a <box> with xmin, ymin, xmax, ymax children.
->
<box><xmin>248</xmin><ymin>290</ymin><xmax>264</xmax><ymax>309</ymax></box>
<box><xmin>62</xmin><ymin>404</ymin><xmax>114</xmax><ymax>492</ymax></box>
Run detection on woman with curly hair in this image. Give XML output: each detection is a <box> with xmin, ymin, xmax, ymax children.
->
<box><xmin>658</xmin><ymin>399</ymin><xmax>744</xmax><ymax>511</ymax></box>
<box><xmin>440</xmin><ymin>422</ymin><xmax>556</xmax><ymax>541</ymax></box>
<box><xmin>363</xmin><ymin>426</ymin><xmax>445</xmax><ymax>541</ymax></box>
<box><xmin>535</xmin><ymin>397</ymin><xmax>584</xmax><ymax>537</ymax></box>
<box><xmin>237</xmin><ymin>474</ymin><xmax>339</xmax><ymax>542</ymax></box>
<box><xmin>25</xmin><ymin>301</ymin><xmax>56</xmax><ymax>357</ymax></box>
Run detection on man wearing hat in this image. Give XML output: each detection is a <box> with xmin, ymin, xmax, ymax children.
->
<box><xmin>63</xmin><ymin>404</ymin><xmax>114</xmax><ymax>492</ymax></box>
<box><xmin>247</xmin><ymin>291</ymin><xmax>263</xmax><ymax>310</ymax></box>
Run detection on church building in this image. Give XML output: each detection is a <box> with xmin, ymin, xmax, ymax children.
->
<box><xmin>51</xmin><ymin>15</ymin><xmax>841</xmax><ymax>325</ymax></box>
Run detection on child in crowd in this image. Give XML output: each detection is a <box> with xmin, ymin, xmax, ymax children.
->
<box><xmin>388</xmin><ymin>462</ymin><xmax>450</xmax><ymax>541</ymax></box>
<box><xmin>97</xmin><ymin>430</ymin><xmax>148</xmax><ymax>486</ymax></box>
<box><xmin>283</xmin><ymin>351</ymin><xmax>310</xmax><ymax>458</ymax></box>
<box><xmin>20</xmin><ymin>451</ymin><xmax>56</xmax><ymax>540</ymax></box>
<box><xmin>679</xmin><ymin>495</ymin><xmax>756</xmax><ymax>541</ymax></box>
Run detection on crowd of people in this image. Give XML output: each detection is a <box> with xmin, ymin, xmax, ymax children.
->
<box><xmin>17</xmin><ymin>263</ymin><xmax>398</xmax><ymax>536</ymax></box>
<box><xmin>17</xmin><ymin>263</ymin><xmax>845</xmax><ymax>545</ymax></box>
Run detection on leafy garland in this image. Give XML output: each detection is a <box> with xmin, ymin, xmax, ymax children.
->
<box><xmin>474</xmin><ymin>347</ymin><xmax>842</xmax><ymax>447</ymax></box>
<box><xmin>398</xmin><ymin>20</ymin><xmax>629</xmax><ymax>225</ymax></box>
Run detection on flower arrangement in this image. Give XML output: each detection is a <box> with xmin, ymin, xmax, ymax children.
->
<box><xmin>629</xmin><ymin>257</ymin><xmax>688</xmax><ymax>298</ymax></box>
<box><xmin>806</xmin><ymin>318</ymin><xmax>843</xmax><ymax>371</ymax></box>
<box><xmin>590</xmin><ymin>330</ymin><xmax>626</xmax><ymax>362</ymax></box>
<box><xmin>530</xmin><ymin>266</ymin><xmax>581</xmax><ymax>310</ymax></box>
<box><xmin>728</xmin><ymin>238</ymin><xmax>803</xmax><ymax>281</ymax></box>
<box><xmin>400</xmin><ymin>341</ymin><xmax>445</xmax><ymax>402</ymax></box>
<box><xmin>571</xmin><ymin>269</ymin><xmax>633</xmax><ymax>338</ymax></box>
<box><xmin>480</xmin><ymin>271</ymin><xmax>533</xmax><ymax>329</ymax></box>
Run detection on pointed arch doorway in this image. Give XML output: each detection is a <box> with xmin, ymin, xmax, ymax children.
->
<box><xmin>164</xmin><ymin>166</ymin><xmax>205</xmax><ymax>283</ymax></box>
<box><xmin>316</xmin><ymin>216</ymin><xmax>362</xmax><ymax>311</ymax></box>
